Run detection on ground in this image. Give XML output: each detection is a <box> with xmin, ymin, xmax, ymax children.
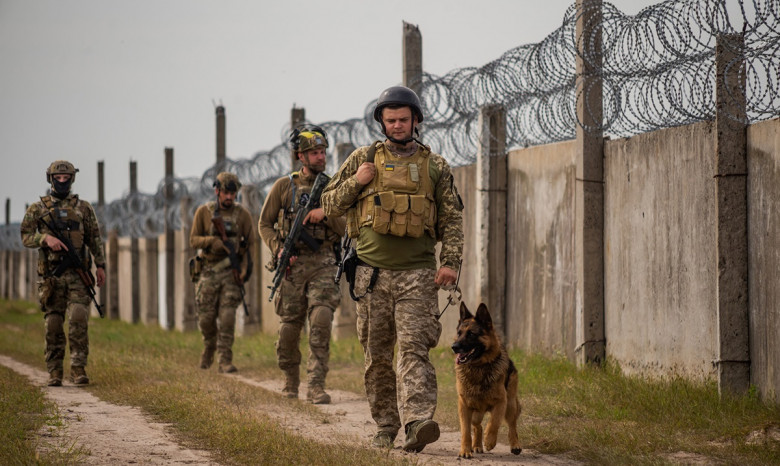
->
<box><xmin>1</xmin><ymin>354</ymin><xmax>580</xmax><ymax>465</ymax></box>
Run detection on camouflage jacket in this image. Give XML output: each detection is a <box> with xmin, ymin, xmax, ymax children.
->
<box><xmin>20</xmin><ymin>193</ymin><xmax>106</xmax><ymax>270</ymax></box>
<box><xmin>321</xmin><ymin>141</ymin><xmax>464</xmax><ymax>270</ymax></box>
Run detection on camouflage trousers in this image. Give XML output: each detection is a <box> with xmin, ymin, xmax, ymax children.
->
<box><xmin>195</xmin><ymin>263</ymin><xmax>242</xmax><ymax>364</ymax></box>
<box><xmin>354</xmin><ymin>266</ymin><xmax>442</xmax><ymax>435</ymax></box>
<box><xmin>275</xmin><ymin>247</ymin><xmax>340</xmax><ymax>387</ymax></box>
<box><xmin>38</xmin><ymin>270</ymin><xmax>92</xmax><ymax>373</ymax></box>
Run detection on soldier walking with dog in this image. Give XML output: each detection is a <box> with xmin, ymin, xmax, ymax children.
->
<box><xmin>259</xmin><ymin>127</ymin><xmax>345</xmax><ymax>404</ymax></box>
<box><xmin>321</xmin><ymin>86</ymin><xmax>464</xmax><ymax>451</ymax></box>
<box><xmin>21</xmin><ymin>160</ymin><xmax>106</xmax><ymax>387</ymax></box>
<box><xmin>189</xmin><ymin>172</ymin><xmax>253</xmax><ymax>373</ymax></box>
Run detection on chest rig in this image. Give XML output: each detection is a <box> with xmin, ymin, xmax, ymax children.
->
<box><xmin>39</xmin><ymin>195</ymin><xmax>87</xmax><ymax>272</ymax></box>
<box><xmin>347</xmin><ymin>143</ymin><xmax>437</xmax><ymax>239</ymax></box>
<box><xmin>202</xmin><ymin>202</ymin><xmax>248</xmax><ymax>260</ymax></box>
<box><xmin>275</xmin><ymin>172</ymin><xmax>330</xmax><ymax>248</ymax></box>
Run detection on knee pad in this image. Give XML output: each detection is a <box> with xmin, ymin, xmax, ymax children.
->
<box><xmin>310</xmin><ymin>306</ymin><xmax>334</xmax><ymax>329</ymax></box>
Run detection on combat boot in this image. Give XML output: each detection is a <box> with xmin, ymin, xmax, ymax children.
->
<box><xmin>218</xmin><ymin>363</ymin><xmax>238</xmax><ymax>373</ymax></box>
<box><xmin>282</xmin><ymin>370</ymin><xmax>299</xmax><ymax>399</ymax></box>
<box><xmin>70</xmin><ymin>366</ymin><xmax>89</xmax><ymax>385</ymax></box>
<box><xmin>199</xmin><ymin>349</ymin><xmax>214</xmax><ymax>369</ymax></box>
<box><xmin>306</xmin><ymin>385</ymin><xmax>331</xmax><ymax>405</ymax></box>
<box><xmin>47</xmin><ymin>369</ymin><xmax>63</xmax><ymax>387</ymax></box>
<box><xmin>402</xmin><ymin>419</ymin><xmax>440</xmax><ymax>452</ymax></box>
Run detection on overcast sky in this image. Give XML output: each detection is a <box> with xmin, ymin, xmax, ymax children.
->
<box><xmin>0</xmin><ymin>0</ymin><xmax>658</xmax><ymax>222</ymax></box>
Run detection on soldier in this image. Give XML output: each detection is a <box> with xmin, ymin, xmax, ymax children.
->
<box><xmin>259</xmin><ymin>126</ymin><xmax>345</xmax><ymax>404</ymax></box>
<box><xmin>189</xmin><ymin>172</ymin><xmax>253</xmax><ymax>373</ymax></box>
<box><xmin>321</xmin><ymin>86</ymin><xmax>464</xmax><ymax>451</ymax></box>
<box><xmin>21</xmin><ymin>160</ymin><xmax>107</xmax><ymax>387</ymax></box>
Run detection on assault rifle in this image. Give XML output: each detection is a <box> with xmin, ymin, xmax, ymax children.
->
<box><xmin>268</xmin><ymin>172</ymin><xmax>330</xmax><ymax>301</ymax></box>
<box><xmin>37</xmin><ymin>211</ymin><xmax>104</xmax><ymax>318</ymax></box>
<box><xmin>211</xmin><ymin>215</ymin><xmax>250</xmax><ymax>316</ymax></box>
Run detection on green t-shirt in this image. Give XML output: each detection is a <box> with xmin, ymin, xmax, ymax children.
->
<box><xmin>357</xmin><ymin>228</ymin><xmax>437</xmax><ymax>270</ymax></box>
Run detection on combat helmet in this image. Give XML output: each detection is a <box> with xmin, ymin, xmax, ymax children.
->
<box><xmin>290</xmin><ymin>126</ymin><xmax>329</xmax><ymax>153</ymax></box>
<box><xmin>46</xmin><ymin>160</ymin><xmax>78</xmax><ymax>183</ymax></box>
<box><xmin>213</xmin><ymin>172</ymin><xmax>241</xmax><ymax>192</ymax></box>
<box><xmin>373</xmin><ymin>86</ymin><xmax>424</xmax><ymax>124</ymax></box>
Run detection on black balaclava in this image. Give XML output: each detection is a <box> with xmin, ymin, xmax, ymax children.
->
<box><xmin>51</xmin><ymin>179</ymin><xmax>72</xmax><ymax>199</ymax></box>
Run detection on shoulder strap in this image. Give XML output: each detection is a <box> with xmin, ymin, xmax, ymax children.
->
<box><xmin>366</xmin><ymin>141</ymin><xmax>380</xmax><ymax>164</ymax></box>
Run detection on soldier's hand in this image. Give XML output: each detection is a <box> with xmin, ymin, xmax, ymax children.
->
<box><xmin>277</xmin><ymin>248</ymin><xmax>298</xmax><ymax>267</ymax></box>
<box><xmin>303</xmin><ymin>207</ymin><xmax>326</xmax><ymax>225</ymax></box>
<box><xmin>435</xmin><ymin>266</ymin><xmax>458</xmax><ymax>287</ymax></box>
<box><xmin>355</xmin><ymin>162</ymin><xmax>376</xmax><ymax>185</ymax></box>
<box><xmin>43</xmin><ymin>234</ymin><xmax>68</xmax><ymax>251</ymax></box>
<box><xmin>95</xmin><ymin>267</ymin><xmax>106</xmax><ymax>287</ymax></box>
<box><xmin>210</xmin><ymin>237</ymin><xmax>225</xmax><ymax>251</ymax></box>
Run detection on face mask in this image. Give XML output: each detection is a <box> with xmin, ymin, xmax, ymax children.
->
<box><xmin>52</xmin><ymin>179</ymin><xmax>72</xmax><ymax>198</ymax></box>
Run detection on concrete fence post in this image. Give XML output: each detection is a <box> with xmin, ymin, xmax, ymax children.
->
<box><xmin>107</xmin><ymin>229</ymin><xmax>119</xmax><ymax>319</ymax></box>
<box><xmin>238</xmin><ymin>184</ymin><xmax>262</xmax><ymax>335</ymax></box>
<box><xmin>175</xmin><ymin>196</ymin><xmax>198</xmax><ymax>331</ymax></box>
<box><xmin>403</xmin><ymin>21</ymin><xmax>423</xmax><ymax>95</ymax></box>
<box><xmin>333</xmin><ymin>142</ymin><xmax>357</xmax><ymax>340</ymax></box>
<box><xmin>574</xmin><ymin>0</ymin><xmax>605</xmax><ymax>366</ymax></box>
<box><xmin>476</xmin><ymin>104</ymin><xmax>508</xmax><ymax>336</ymax></box>
<box><xmin>714</xmin><ymin>33</ymin><xmax>749</xmax><ymax>396</ymax></box>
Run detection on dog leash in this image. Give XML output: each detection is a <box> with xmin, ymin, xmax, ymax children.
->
<box><xmin>436</xmin><ymin>266</ymin><xmax>462</xmax><ymax>320</ymax></box>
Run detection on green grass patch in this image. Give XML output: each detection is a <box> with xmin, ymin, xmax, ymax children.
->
<box><xmin>1</xmin><ymin>297</ymin><xmax>779</xmax><ymax>464</ymax></box>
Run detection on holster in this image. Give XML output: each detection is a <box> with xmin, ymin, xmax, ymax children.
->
<box><xmin>189</xmin><ymin>255</ymin><xmax>203</xmax><ymax>283</ymax></box>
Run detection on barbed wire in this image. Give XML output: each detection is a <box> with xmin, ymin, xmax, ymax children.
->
<box><xmin>1</xmin><ymin>0</ymin><xmax>778</xmax><ymax>249</ymax></box>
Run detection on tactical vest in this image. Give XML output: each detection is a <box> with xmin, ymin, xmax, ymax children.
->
<box><xmin>274</xmin><ymin>172</ymin><xmax>331</xmax><ymax>246</ymax></box>
<box><xmin>347</xmin><ymin>144</ymin><xmax>437</xmax><ymax>239</ymax></box>
<box><xmin>38</xmin><ymin>195</ymin><xmax>87</xmax><ymax>273</ymax></box>
<box><xmin>202</xmin><ymin>202</ymin><xmax>247</xmax><ymax>261</ymax></box>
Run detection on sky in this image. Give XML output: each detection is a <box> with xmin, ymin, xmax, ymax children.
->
<box><xmin>0</xmin><ymin>0</ymin><xmax>659</xmax><ymax>223</ymax></box>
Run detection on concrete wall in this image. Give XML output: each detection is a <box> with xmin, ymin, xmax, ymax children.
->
<box><xmin>604</xmin><ymin>121</ymin><xmax>719</xmax><ymax>380</ymax></box>
<box><xmin>747</xmin><ymin>117</ymin><xmax>780</xmax><ymax>401</ymax></box>
<box><xmin>117</xmin><ymin>236</ymin><xmax>134</xmax><ymax>324</ymax></box>
<box><xmin>506</xmin><ymin>140</ymin><xmax>578</xmax><ymax>358</ymax></box>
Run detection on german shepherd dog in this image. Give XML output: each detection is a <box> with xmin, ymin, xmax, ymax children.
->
<box><xmin>452</xmin><ymin>302</ymin><xmax>522</xmax><ymax>458</ymax></box>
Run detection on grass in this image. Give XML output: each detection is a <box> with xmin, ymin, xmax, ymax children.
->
<box><xmin>1</xmin><ymin>297</ymin><xmax>779</xmax><ymax>464</ymax></box>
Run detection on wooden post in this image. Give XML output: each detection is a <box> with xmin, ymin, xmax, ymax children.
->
<box><xmin>130</xmin><ymin>161</ymin><xmax>140</xmax><ymax>323</ymax></box>
<box><xmin>574</xmin><ymin>0</ymin><xmax>605</xmax><ymax>366</ymax></box>
<box><xmin>290</xmin><ymin>106</ymin><xmax>305</xmax><ymax>171</ymax></box>
<box><xmin>216</xmin><ymin>106</ymin><xmax>226</xmax><ymax>164</ymax></box>
<box><xmin>97</xmin><ymin>161</ymin><xmax>106</xmax><ymax>314</ymax></box>
<box><xmin>164</xmin><ymin>148</ymin><xmax>175</xmax><ymax>330</ymax></box>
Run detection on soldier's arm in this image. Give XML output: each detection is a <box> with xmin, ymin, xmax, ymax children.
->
<box><xmin>20</xmin><ymin>203</ymin><xmax>47</xmax><ymax>249</ymax></box>
<box><xmin>189</xmin><ymin>206</ymin><xmax>215</xmax><ymax>250</ymax></box>
<box><xmin>433</xmin><ymin>156</ymin><xmax>464</xmax><ymax>270</ymax></box>
<box><xmin>321</xmin><ymin>149</ymin><xmax>366</xmax><ymax>218</ymax></box>
<box><xmin>82</xmin><ymin>201</ymin><xmax>107</xmax><ymax>267</ymax></box>
<box><xmin>258</xmin><ymin>178</ymin><xmax>285</xmax><ymax>255</ymax></box>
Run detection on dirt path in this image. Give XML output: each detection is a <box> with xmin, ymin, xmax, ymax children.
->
<box><xmin>2</xmin><ymin>354</ymin><xmax>579</xmax><ymax>465</ymax></box>
<box><xmin>0</xmin><ymin>355</ymin><xmax>217</xmax><ymax>465</ymax></box>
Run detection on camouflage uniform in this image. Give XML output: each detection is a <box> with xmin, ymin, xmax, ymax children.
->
<box><xmin>20</xmin><ymin>191</ymin><xmax>106</xmax><ymax>382</ymax></box>
<box><xmin>321</xmin><ymin>141</ymin><xmax>464</xmax><ymax>439</ymax></box>
<box><xmin>259</xmin><ymin>169</ymin><xmax>345</xmax><ymax>399</ymax></box>
<box><xmin>190</xmin><ymin>195</ymin><xmax>253</xmax><ymax>371</ymax></box>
